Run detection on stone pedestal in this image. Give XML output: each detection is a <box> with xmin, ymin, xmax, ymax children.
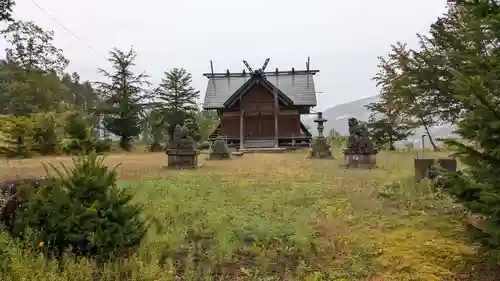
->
<box><xmin>310</xmin><ymin>112</ymin><xmax>333</xmax><ymax>159</ymax></box>
<box><xmin>438</xmin><ymin>158</ymin><xmax>457</xmax><ymax>173</ymax></box>
<box><xmin>343</xmin><ymin>150</ymin><xmax>376</xmax><ymax>168</ymax></box>
<box><xmin>414</xmin><ymin>158</ymin><xmax>457</xmax><ymax>182</ymax></box>
<box><xmin>166</xmin><ymin>149</ymin><xmax>199</xmax><ymax>169</ymax></box>
<box><xmin>310</xmin><ymin>137</ymin><xmax>333</xmax><ymax>159</ymax></box>
<box><xmin>208</xmin><ymin>152</ymin><xmax>230</xmax><ymax>160</ymax></box>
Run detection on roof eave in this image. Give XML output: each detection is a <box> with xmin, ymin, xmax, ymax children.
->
<box><xmin>202</xmin><ymin>106</ymin><xmax>224</xmax><ymax>110</ymax></box>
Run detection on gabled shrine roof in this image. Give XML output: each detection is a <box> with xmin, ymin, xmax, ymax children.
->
<box><xmin>202</xmin><ymin>69</ymin><xmax>318</xmax><ymax>109</ymax></box>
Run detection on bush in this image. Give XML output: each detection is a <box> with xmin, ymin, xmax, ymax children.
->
<box><xmin>0</xmin><ymin>115</ymin><xmax>35</xmax><ymax>158</ymax></box>
<box><xmin>31</xmin><ymin>112</ymin><xmax>60</xmax><ymax>155</ymax></box>
<box><xmin>11</xmin><ymin>153</ymin><xmax>148</xmax><ymax>261</ymax></box>
<box><xmin>59</xmin><ymin>137</ymin><xmax>112</xmax><ymax>155</ymax></box>
<box><xmin>95</xmin><ymin>138</ymin><xmax>112</xmax><ymax>154</ymax></box>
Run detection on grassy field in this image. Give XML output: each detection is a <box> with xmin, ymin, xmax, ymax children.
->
<box><xmin>0</xmin><ymin>150</ymin><xmax>497</xmax><ymax>281</ymax></box>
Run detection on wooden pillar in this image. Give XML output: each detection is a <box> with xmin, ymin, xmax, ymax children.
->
<box><xmin>240</xmin><ymin>109</ymin><xmax>244</xmax><ymax>149</ymax></box>
<box><xmin>274</xmin><ymin>90</ymin><xmax>279</xmax><ymax>148</ymax></box>
<box><xmin>219</xmin><ymin>111</ymin><xmax>223</xmax><ymax>137</ymax></box>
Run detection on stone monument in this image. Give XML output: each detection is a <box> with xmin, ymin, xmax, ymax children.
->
<box><xmin>208</xmin><ymin>135</ymin><xmax>231</xmax><ymax>160</ymax></box>
<box><xmin>343</xmin><ymin>118</ymin><xmax>377</xmax><ymax>168</ymax></box>
<box><xmin>165</xmin><ymin>124</ymin><xmax>199</xmax><ymax>169</ymax></box>
<box><xmin>310</xmin><ymin>112</ymin><xmax>333</xmax><ymax>159</ymax></box>
<box><xmin>414</xmin><ymin>158</ymin><xmax>457</xmax><ymax>182</ymax></box>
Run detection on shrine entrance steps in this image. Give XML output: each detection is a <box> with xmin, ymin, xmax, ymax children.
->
<box><xmin>241</xmin><ymin>139</ymin><xmax>286</xmax><ymax>153</ymax></box>
<box><xmin>239</xmin><ymin>147</ymin><xmax>287</xmax><ymax>153</ymax></box>
<box><xmin>243</xmin><ymin>139</ymin><xmax>275</xmax><ymax>148</ymax></box>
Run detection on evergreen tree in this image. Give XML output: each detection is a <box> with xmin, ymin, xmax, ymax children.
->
<box><xmin>441</xmin><ymin>0</ymin><xmax>500</xmax><ymax>261</ymax></box>
<box><xmin>15</xmin><ymin>153</ymin><xmax>147</xmax><ymax>260</ymax></box>
<box><xmin>154</xmin><ymin>68</ymin><xmax>200</xmax><ymax>140</ymax></box>
<box><xmin>95</xmin><ymin>48</ymin><xmax>150</xmax><ymax>151</ymax></box>
<box><xmin>443</xmin><ymin>70</ymin><xmax>500</xmax><ymax>259</ymax></box>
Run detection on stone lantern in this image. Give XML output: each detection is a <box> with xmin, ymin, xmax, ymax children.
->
<box><xmin>310</xmin><ymin>112</ymin><xmax>333</xmax><ymax>159</ymax></box>
<box><xmin>314</xmin><ymin>112</ymin><xmax>327</xmax><ymax>137</ymax></box>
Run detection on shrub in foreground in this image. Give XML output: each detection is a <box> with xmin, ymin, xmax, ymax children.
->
<box><xmin>11</xmin><ymin>153</ymin><xmax>148</xmax><ymax>261</ymax></box>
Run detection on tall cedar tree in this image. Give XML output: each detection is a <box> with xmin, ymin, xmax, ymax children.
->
<box><xmin>440</xmin><ymin>0</ymin><xmax>500</xmax><ymax>261</ymax></box>
<box><xmin>154</xmin><ymin>68</ymin><xmax>200</xmax><ymax>140</ymax></box>
<box><xmin>366</xmin><ymin>55</ymin><xmax>415</xmax><ymax>150</ymax></box>
<box><xmin>96</xmin><ymin>48</ymin><xmax>150</xmax><ymax>151</ymax></box>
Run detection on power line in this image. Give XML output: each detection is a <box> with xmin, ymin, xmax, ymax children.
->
<box><xmin>29</xmin><ymin>0</ymin><xmax>108</xmax><ymax>60</ymax></box>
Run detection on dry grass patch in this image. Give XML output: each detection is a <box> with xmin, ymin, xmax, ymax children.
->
<box><xmin>0</xmin><ymin>150</ymin><xmax>495</xmax><ymax>280</ymax></box>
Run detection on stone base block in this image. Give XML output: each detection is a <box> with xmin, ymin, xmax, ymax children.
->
<box><xmin>208</xmin><ymin>153</ymin><xmax>231</xmax><ymax>160</ymax></box>
<box><xmin>310</xmin><ymin>149</ymin><xmax>334</xmax><ymax>159</ymax></box>
<box><xmin>414</xmin><ymin>158</ymin><xmax>457</xmax><ymax>182</ymax></box>
<box><xmin>310</xmin><ymin>137</ymin><xmax>333</xmax><ymax>159</ymax></box>
<box><xmin>166</xmin><ymin>149</ymin><xmax>199</xmax><ymax>169</ymax></box>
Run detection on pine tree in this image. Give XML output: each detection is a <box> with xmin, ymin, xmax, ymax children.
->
<box><xmin>443</xmin><ymin>71</ymin><xmax>500</xmax><ymax>259</ymax></box>
<box><xmin>154</xmin><ymin>68</ymin><xmax>200</xmax><ymax>140</ymax></box>
<box><xmin>15</xmin><ymin>153</ymin><xmax>147</xmax><ymax>260</ymax></box>
<box><xmin>440</xmin><ymin>0</ymin><xmax>500</xmax><ymax>260</ymax></box>
<box><xmin>95</xmin><ymin>48</ymin><xmax>150</xmax><ymax>151</ymax></box>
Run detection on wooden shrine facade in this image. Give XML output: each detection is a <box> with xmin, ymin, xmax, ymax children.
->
<box><xmin>202</xmin><ymin>60</ymin><xmax>318</xmax><ymax>148</ymax></box>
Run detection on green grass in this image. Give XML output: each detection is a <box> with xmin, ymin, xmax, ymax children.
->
<box><xmin>0</xmin><ymin>150</ymin><xmax>496</xmax><ymax>280</ymax></box>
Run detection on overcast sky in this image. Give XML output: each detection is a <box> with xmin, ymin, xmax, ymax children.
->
<box><xmin>4</xmin><ymin>0</ymin><xmax>447</xmax><ymax>110</ymax></box>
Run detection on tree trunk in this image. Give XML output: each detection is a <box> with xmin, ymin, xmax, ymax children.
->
<box><xmin>388</xmin><ymin>124</ymin><xmax>395</xmax><ymax>150</ymax></box>
<box><xmin>120</xmin><ymin>136</ymin><xmax>132</xmax><ymax>151</ymax></box>
<box><xmin>420</xmin><ymin>116</ymin><xmax>437</xmax><ymax>150</ymax></box>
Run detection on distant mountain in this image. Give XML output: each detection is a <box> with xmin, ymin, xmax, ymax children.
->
<box><xmin>302</xmin><ymin>95</ymin><xmax>458</xmax><ymax>148</ymax></box>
